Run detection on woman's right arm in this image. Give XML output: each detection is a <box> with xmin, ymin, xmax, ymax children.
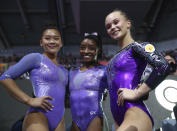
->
<box><xmin>0</xmin><ymin>79</ymin><xmax>32</xmax><ymax>104</ymax></box>
<box><xmin>0</xmin><ymin>53</ymin><xmax>53</xmax><ymax>111</ymax></box>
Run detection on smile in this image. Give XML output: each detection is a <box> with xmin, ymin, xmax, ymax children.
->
<box><xmin>47</xmin><ymin>45</ymin><xmax>58</xmax><ymax>49</ymax></box>
<box><xmin>83</xmin><ymin>55</ymin><xmax>91</xmax><ymax>58</ymax></box>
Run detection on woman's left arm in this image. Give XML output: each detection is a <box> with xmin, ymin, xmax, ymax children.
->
<box><xmin>118</xmin><ymin>42</ymin><xmax>169</xmax><ymax>106</ymax></box>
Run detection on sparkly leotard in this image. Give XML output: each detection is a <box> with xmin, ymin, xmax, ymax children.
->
<box><xmin>0</xmin><ymin>53</ymin><xmax>68</xmax><ymax>131</ymax></box>
<box><xmin>69</xmin><ymin>65</ymin><xmax>107</xmax><ymax>131</ymax></box>
<box><xmin>107</xmin><ymin>42</ymin><xmax>168</xmax><ymax>125</ymax></box>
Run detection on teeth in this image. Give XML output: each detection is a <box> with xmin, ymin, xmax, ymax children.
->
<box><xmin>84</xmin><ymin>56</ymin><xmax>90</xmax><ymax>58</ymax></box>
<box><xmin>112</xmin><ymin>30</ymin><xmax>119</xmax><ymax>35</ymax></box>
<box><xmin>48</xmin><ymin>45</ymin><xmax>56</xmax><ymax>48</ymax></box>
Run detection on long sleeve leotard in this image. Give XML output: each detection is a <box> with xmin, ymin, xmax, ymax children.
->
<box><xmin>107</xmin><ymin>42</ymin><xmax>168</xmax><ymax>125</ymax></box>
<box><xmin>0</xmin><ymin>53</ymin><xmax>68</xmax><ymax>131</ymax></box>
<box><xmin>69</xmin><ymin>65</ymin><xmax>107</xmax><ymax>131</ymax></box>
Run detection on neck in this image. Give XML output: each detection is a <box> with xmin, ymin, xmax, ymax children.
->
<box><xmin>82</xmin><ymin>61</ymin><xmax>98</xmax><ymax>69</ymax></box>
<box><xmin>43</xmin><ymin>52</ymin><xmax>57</xmax><ymax>60</ymax></box>
<box><xmin>118</xmin><ymin>32</ymin><xmax>135</xmax><ymax>50</ymax></box>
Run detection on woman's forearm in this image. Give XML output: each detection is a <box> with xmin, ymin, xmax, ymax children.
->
<box><xmin>135</xmin><ymin>83</ymin><xmax>152</xmax><ymax>99</ymax></box>
<box><xmin>0</xmin><ymin>79</ymin><xmax>31</xmax><ymax>105</ymax></box>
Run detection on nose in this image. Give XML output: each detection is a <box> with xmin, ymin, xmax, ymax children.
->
<box><xmin>84</xmin><ymin>48</ymin><xmax>89</xmax><ymax>53</ymax></box>
<box><xmin>49</xmin><ymin>38</ymin><xmax>55</xmax><ymax>44</ymax></box>
<box><xmin>110</xmin><ymin>24</ymin><xmax>116</xmax><ymax>31</ymax></box>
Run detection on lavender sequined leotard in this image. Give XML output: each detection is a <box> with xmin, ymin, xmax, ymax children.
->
<box><xmin>107</xmin><ymin>42</ymin><xmax>168</xmax><ymax>125</ymax></box>
<box><xmin>0</xmin><ymin>53</ymin><xmax>68</xmax><ymax>131</ymax></box>
<box><xmin>69</xmin><ymin>65</ymin><xmax>107</xmax><ymax>131</ymax></box>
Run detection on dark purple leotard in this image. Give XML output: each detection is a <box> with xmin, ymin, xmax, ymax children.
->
<box><xmin>69</xmin><ymin>65</ymin><xmax>107</xmax><ymax>131</ymax></box>
<box><xmin>107</xmin><ymin>42</ymin><xmax>168</xmax><ymax>125</ymax></box>
<box><xmin>0</xmin><ymin>53</ymin><xmax>68</xmax><ymax>131</ymax></box>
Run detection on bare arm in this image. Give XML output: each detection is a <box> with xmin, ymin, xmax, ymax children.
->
<box><xmin>0</xmin><ymin>79</ymin><xmax>31</xmax><ymax>104</ymax></box>
<box><xmin>134</xmin><ymin>83</ymin><xmax>152</xmax><ymax>100</ymax></box>
<box><xmin>117</xmin><ymin>83</ymin><xmax>151</xmax><ymax>106</ymax></box>
<box><xmin>0</xmin><ymin>79</ymin><xmax>53</xmax><ymax>112</ymax></box>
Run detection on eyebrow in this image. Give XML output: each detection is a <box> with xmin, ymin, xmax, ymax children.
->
<box><xmin>106</xmin><ymin>18</ymin><xmax>118</xmax><ymax>25</ymax></box>
<box><xmin>43</xmin><ymin>35</ymin><xmax>60</xmax><ymax>37</ymax></box>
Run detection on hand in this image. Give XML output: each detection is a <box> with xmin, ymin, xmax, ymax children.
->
<box><xmin>27</xmin><ymin>96</ymin><xmax>54</xmax><ymax>112</ymax></box>
<box><xmin>117</xmin><ymin>88</ymin><xmax>138</xmax><ymax>106</ymax></box>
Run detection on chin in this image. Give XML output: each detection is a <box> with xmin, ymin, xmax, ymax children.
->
<box><xmin>83</xmin><ymin>59</ymin><xmax>94</xmax><ymax>63</ymax></box>
<box><xmin>110</xmin><ymin>34</ymin><xmax>118</xmax><ymax>40</ymax></box>
<box><xmin>114</xmin><ymin>35</ymin><xmax>123</xmax><ymax>40</ymax></box>
<box><xmin>83</xmin><ymin>60</ymin><xmax>91</xmax><ymax>63</ymax></box>
<box><xmin>111</xmin><ymin>36</ymin><xmax>118</xmax><ymax>40</ymax></box>
<box><xmin>50</xmin><ymin>48</ymin><xmax>60</xmax><ymax>53</ymax></box>
<box><xmin>46</xmin><ymin>50</ymin><xmax>58</xmax><ymax>55</ymax></box>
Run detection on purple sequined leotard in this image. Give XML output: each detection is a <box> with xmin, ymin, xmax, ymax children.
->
<box><xmin>107</xmin><ymin>42</ymin><xmax>168</xmax><ymax>125</ymax></box>
<box><xmin>0</xmin><ymin>53</ymin><xmax>68</xmax><ymax>131</ymax></box>
<box><xmin>69</xmin><ymin>65</ymin><xmax>107</xmax><ymax>131</ymax></box>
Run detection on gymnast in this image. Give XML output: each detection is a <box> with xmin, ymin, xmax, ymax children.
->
<box><xmin>105</xmin><ymin>9</ymin><xmax>168</xmax><ymax>131</ymax></box>
<box><xmin>69</xmin><ymin>33</ymin><xmax>108</xmax><ymax>131</ymax></box>
<box><xmin>0</xmin><ymin>26</ymin><xmax>68</xmax><ymax>131</ymax></box>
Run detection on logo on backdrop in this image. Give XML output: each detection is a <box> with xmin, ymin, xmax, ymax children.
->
<box><xmin>155</xmin><ymin>79</ymin><xmax>177</xmax><ymax>111</ymax></box>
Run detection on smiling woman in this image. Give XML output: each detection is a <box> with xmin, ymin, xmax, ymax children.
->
<box><xmin>40</xmin><ymin>28</ymin><xmax>62</xmax><ymax>57</ymax></box>
<box><xmin>79</xmin><ymin>33</ymin><xmax>102</xmax><ymax>65</ymax></box>
<box><xmin>105</xmin><ymin>9</ymin><xmax>168</xmax><ymax>131</ymax></box>
<box><xmin>69</xmin><ymin>33</ymin><xmax>108</xmax><ymax>131</ymax></box>
<box><xmin>0</xmin><ymin>26</ymin><xmax>68</xmax><ymax>131</ymax></box>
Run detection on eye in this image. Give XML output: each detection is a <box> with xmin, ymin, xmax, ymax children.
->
<box><xmin>106</xmin><ymin>24</ymin><xmax>111</xmax><ymax>30</ymax></box>
<box><xmin>80</xmin><ymin>46</ymin><xmax>86</xmax><ymax>50</ymax></box>
<box><xmin>113</xmin><ymin>19</ymin><xmax>119</xmax><ymax>25</ymax></box>
<box><xmin>88</xmin><ymin>46</ymin><xmax>96</xmax><ymax>51</ymax></box>
<box><xmin>54</xmin><ymin>37</ymin><xmax>60</xmax><ymax>41</ymax></box>
<box><xmin>44</xmin><ymin>37</ymin><xmax>50</xmax><ymax>40</ymax></box>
